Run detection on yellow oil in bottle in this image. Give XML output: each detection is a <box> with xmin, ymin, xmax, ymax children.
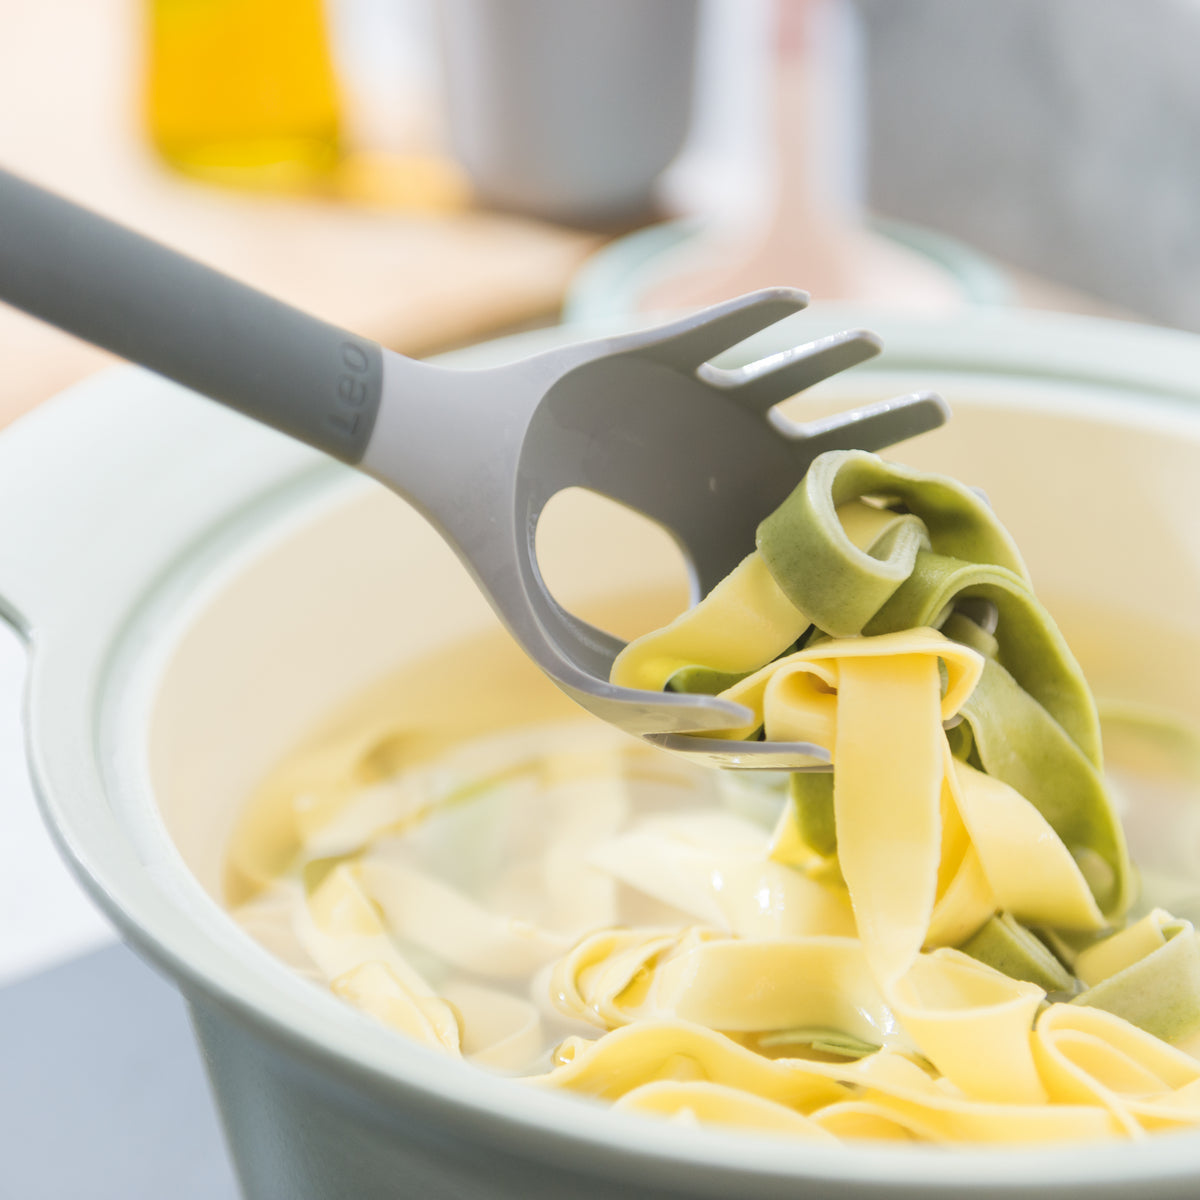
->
<box><xmin>145</xmin><ymin>0</ymin><xmax>341</xmax><ymax>189</ymax></box>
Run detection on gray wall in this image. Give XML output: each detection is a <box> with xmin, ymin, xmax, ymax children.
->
<box><xmin>857</xmin><ymin>0</ymin><xmax>1200</xmax><ymax>330</ymax></box>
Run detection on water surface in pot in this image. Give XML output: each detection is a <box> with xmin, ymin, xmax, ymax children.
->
<box><xmin>222</xmin><ymin>459</ymin><xmax>1200</xmax><ymax>1145</ymax></box>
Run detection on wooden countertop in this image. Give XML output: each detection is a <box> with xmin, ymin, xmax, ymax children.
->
<box><xmin>0</xmin><ymin>0</ymin><xmax>599</xmax><ymax>427</ymax></box>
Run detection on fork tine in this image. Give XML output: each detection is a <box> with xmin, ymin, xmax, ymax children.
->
<box><xmin>632</xmin><ymin>287</ymin><xmax>810</xmax><ymax>370</ymax></box>
<box><xmin>696</xmin><ymin>329</ymin><xmax>882</xmax><ymax>413</ymax></box>
<box><xmin>777</xmin><ymin>391</ymin><xmax>951</xmax><ymax>455</ymax></box>
<box><xmin>644</xmin><ymin>733</ymin><xmax>832</xmax><ymax>770</ymax></box>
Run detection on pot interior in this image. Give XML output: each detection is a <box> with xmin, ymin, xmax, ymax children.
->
<box><xmin>145</xmin><ymin>473</ymin><xmax>692</xmax><ymax>903</ymax></box>
<box><xmin>144</xmin><ymin>371</ymin><xmax>1200</xmax><ymax>913</ymax></box>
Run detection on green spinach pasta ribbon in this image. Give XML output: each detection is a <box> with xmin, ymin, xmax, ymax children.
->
<box><xmin>618</xmin><ymin>447</ymin><xmax>1131</xmax><ymax>922</ymax></box>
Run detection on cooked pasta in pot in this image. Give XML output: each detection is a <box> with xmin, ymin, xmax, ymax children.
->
<box><xmin>228</xmin><ymin>449</ymin><xmax>1200</xmax><ymax>1145</ymax></box>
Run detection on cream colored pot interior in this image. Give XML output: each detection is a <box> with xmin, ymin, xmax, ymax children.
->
<box><xmin>146</xmin><ymin>372</ymin><xmax>1200</xmax><ymax>916</ymax></box>
<box><xmin>146</xmin><ymin>471</ymin><xmax>691</xmax><ymax>903</ymax></box>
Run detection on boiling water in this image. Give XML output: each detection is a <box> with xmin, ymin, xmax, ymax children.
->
<box><xmin>226</xmin><ymin>594</ymin><xmax>1200</xmax><ymax>1072</ymax></box>
<box><xmin>226</xmin><ymin>592</ymin><xmax>750</xmax><ymax>1068</ymax></box>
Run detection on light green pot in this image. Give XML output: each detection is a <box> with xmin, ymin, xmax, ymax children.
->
<box><xmin>4</xmin><ymin>307</ymin><xmax>1200</xmax><ymax>1198</ymax></box>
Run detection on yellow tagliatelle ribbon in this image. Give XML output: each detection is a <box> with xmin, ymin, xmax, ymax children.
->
<box><xmin>711</xmin><ymin>628</ymin><xmax>982</xmax><ymax>981</ymax></box>
<box><xmin>528</xmin><ymin>1008</ymin><xmax>1157</xmax><ymax>1143</ymax></box>
<box><xmin>610</xmin><ymin>552</ymin><xmax>809</xmax><ymax>694</ymax></box>
<box><xmin>586</xmin><ymin>809</ymin><xmax>857</xmax><ymax>939</ymax></box>
<box><xmin>534</xmin><ymin>961</ymin><xmax>1200</xmax><ymax>1142</ymax></box>
<box><xmin>609</xmin><ymin>499</ymin><xmax>920</xmax><ymax>695</ymax></box>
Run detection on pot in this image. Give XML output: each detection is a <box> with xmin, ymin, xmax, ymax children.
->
<box><xmin>5</xmin><ymin>308</ymin><xmax>1200</xmax><ymax>1198</ymax></box>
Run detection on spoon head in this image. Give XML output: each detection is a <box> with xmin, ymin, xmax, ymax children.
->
<box><xmin>643</xmin><ymin>733</ymin><xmax>832</xmax><ymax>771</ymax></box>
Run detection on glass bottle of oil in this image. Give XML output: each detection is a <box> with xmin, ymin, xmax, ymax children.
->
<box><xmin>145</xmin><ymin>0</ymin><xmax>341</xmax><ymax>189</ymax></box>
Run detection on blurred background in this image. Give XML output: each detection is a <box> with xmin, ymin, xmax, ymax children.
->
<box><xmin>6</xmin><ymin>0</ymin><xmax>1197</xmax><ymax>433</ymax></box>
<box><xmin>2</xmin><ymin>0</ymin><xmax>1199</xmax><ymax>1194</ymax></box>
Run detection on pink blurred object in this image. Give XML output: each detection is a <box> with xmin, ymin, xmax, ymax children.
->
<box><xmin>647</xmin><ymin>0</ymin><xmax>965</xmax><ymax>311</ymax></box>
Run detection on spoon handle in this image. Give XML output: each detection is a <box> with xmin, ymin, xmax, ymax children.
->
<box><xmin>0</xmin><ymin>168</ymin><xmax>383</xmax><ymax>463</ymax></box>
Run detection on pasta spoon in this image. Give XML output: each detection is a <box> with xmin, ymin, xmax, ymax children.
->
<box><xmin>0</xmin><ymin>169</ymin><xmax>947</xmax><ymax>769</ymax></box>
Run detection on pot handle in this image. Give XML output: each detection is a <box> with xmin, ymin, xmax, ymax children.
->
<box><xmin>0</xmin><ymin>367</ymin><xmax>322</xmax><ymax>641</ymax></box>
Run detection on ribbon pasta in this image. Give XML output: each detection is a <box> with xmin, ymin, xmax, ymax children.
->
<box><xmin>229</xmin><ymin>446</ymin><xmax>1200</xmax><ymax>1147</ymax></box>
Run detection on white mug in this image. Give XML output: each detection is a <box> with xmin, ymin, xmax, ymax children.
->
<box><xmin>438</xmin><ymin>0</ymin><xmax>700</xmax><ymax>226</ymax></box>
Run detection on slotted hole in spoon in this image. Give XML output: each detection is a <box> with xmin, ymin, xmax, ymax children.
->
<box><xmin>533</xmin><ymin>487</ymin><xmax>692</xmax><ymax>645</ymax></box>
